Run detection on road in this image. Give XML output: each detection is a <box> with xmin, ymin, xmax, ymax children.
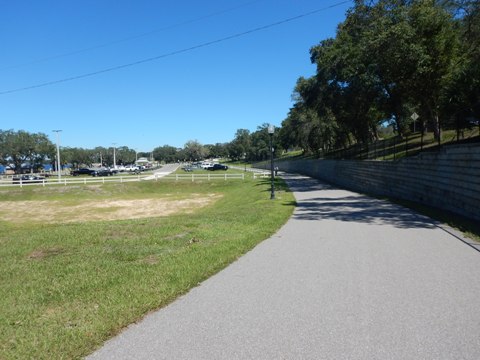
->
<box><xmin>88</xmin><ymin>173</ymin><xmax>480</xmax><ymax>359</ymax></box>
<box><xmin>143</xmin><ymin>163</ymin><xmax>180</xmax><ymax>180</ymax></box>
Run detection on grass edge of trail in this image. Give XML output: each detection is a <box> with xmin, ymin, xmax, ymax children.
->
<box><xmin>0</xmin><ymin>177</ymin><xmax>295</xmax><ymax>360</ymax></box>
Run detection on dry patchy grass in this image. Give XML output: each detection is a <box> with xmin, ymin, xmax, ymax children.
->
<box><xmin>0</xmin><ymin>194</ymin><xmax>222</xmax><ymax>224</ymax></box>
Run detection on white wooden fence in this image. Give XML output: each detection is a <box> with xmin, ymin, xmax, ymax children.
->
<box><xmin>161</xmin><ymin>173</ymin><xmax>245</xmax><ymax>181</ymax></box>
<box><xmin>227</xmin><ymin>166</ymin><xmax>270</xmax><ymax>179</ymax></box>
<box><xmin>0</xmin><ymin>173</ymin><xmax>245</xmax><ymax>188</ymax></box>
<box><xmin>252</xmin><ymin>172</ymin><xmax>270</xmax><ymax>179</ymax></box>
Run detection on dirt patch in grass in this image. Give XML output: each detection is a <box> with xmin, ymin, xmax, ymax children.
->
<box><xmin>142</xmin><ymin>255</ymin><xmax>160</xmax><ymax>265</ymax></box>
<box><xmin>0</xmin><ymin>194</ymin><xmax>221</xmax><ymax>224</ymax></box>
<box><xmin>28</xmin><ymin>247</ymin><xmax>65</xmax><ymax>260</ymax></box>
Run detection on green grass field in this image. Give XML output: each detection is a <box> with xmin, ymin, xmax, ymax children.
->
<box><xmin>0</xmin><ymin>175</ymin><xmax>295</xmax><ymax>359</ymax></box>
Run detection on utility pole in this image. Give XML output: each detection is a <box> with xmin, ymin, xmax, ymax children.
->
<box><xmin>112</xmin><ymin>143</ymin><xmax>117</xmax><ymax>169</ymax></box>
<box><xmin>52</xmin><ymin>130</ymin><xmax>62</xmax><ymax>182</ymax></box>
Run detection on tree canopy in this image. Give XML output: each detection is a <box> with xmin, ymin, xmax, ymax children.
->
<box><xmin>280</xmin><ymin>0</ymin><xmax>479</xmax><ymax>154</ymax></box>
<box><xmin>0</xmin><ymin>130</ymin><xmax>55</xmax><ymax>173</ymax></box>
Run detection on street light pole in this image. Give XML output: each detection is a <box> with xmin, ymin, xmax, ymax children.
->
<box><xmin>268</xmin><ymin>124</ymin><xmax>275</xmax><ymax>200</ymax></box>
<box><xmin>52</xmin><ymin>130</ymin><xmax>62</xmax><ymax>182</ymax></box>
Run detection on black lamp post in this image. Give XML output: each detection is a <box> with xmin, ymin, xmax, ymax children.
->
<box><xmin>268</xmin><ymin>124</ymin><xmax>275</xmax><ymax>200</ymax></box>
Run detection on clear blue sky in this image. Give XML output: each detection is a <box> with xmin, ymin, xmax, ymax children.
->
<box><xmin>0</xmin><ymin>0</ymin><xmax>351</xmax><ymax>152</ymax></box>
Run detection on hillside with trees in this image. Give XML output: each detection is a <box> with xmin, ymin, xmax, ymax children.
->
<box><xmin>277</xmin><ymin>0</ymin><xmax>479</xmax><ymax>156</ymax></box>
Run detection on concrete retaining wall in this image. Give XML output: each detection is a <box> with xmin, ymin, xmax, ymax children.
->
<box><xmin>266</xmin><ymin>143</ymin><xmax>480</xmax><ymax>222</ymax></box>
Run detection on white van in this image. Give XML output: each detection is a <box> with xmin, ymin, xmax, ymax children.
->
<box><xmin>200</xmin><ymin>162</ymin><xmax>213</xmax><ymax>169</ymax></box>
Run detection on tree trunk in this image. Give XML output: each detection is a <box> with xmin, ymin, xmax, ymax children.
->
<box><xmin>432</xmin><ymin>113</ymin><xmax>442</xmax><ymax>145</ymax></box>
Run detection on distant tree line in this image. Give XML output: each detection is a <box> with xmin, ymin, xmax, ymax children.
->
<box><xmin>152</xmin><ymin>124</ymin><xmax>280</xmax><ymax>163</ymax></box>
<box><xmin>0</xmin><ymin>127</ymin><xmax>280</xmax><ymax>173</ymax></box>
<box><xmin>0</xmin><ymin>129</ymin><xmax>149</xmax><ymax>173</ymax></box>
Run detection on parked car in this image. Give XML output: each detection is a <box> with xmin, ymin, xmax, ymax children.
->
<box><xmin>71</xmin><ymin>168</ymin><xmax>94</xmax><ymax>176</ymax></box>
<box><xmin>91</xmin><ymin>168</ymin><xmax>112</xmax><ymax>177</ymax></box>
<box><xmin>124</xmin><ymin>165</ymin><xmax>140</xmax><ymax>172</ymax></box>
<box><xmin>207</xmin><ymin>164</ymin><xmax>228</xmax><ymax>171</ymax></box>
<box><xmin>200</xmin><ymin>162</ymin><xmax>214</xmax><ymax>169</ymax></box>
<box><xmin>12</xmin><ymin>175</ymin><xmax>45</xmax><ymax>184</ymax></box>
<box><xmin>183</xmin><ymin>163</ymin><xmax>202</xmax><ymax>171</ymax></box>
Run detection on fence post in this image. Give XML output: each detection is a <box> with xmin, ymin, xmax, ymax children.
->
<box><xmin>192</xmin><ymin>174</ymin><xmax>194</xmax><ymax>182</ymax></box>
<box><xmin>176</xmin><ymin>174</ymin><xmax>178</xmax><ymax>181</ymax></box>
<box><xmin>225</xmin><ymin>173</ymin><xmax>227</xmax><ymax>181</ymax></box>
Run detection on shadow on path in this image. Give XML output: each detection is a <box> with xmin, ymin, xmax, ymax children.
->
<box><xmin>293</xmin><ymin>196</ymin><xmax>436</xmax><ymax>229</ymax></box>
<box><xmin>283</xmin><ymin>175</ymin><xmax>436</xmax><ymax>230</ymax></box>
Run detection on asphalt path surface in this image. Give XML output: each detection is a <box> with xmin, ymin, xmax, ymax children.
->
<box><xmin>143</xmin><ymin>163</ymin><xmax>180</xmax><ymax>180</ymax></box>
<box><xmin>88</xmin><ymin>173</ymin><xmax>480</xmax><ymax>359</ymax></box>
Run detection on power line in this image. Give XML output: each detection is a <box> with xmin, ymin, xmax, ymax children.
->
<box><xmin>0</xmin><ymin>0</ymin><xmax>351</xmax><ymax>96</ymax></box>
<box><xmin>0</xmin><ymin>0</ymin><xmax>267</xmax><ymax>71</ymax></box>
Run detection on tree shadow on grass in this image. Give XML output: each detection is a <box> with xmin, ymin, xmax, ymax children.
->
<box><xmin>255</xmin><ymin>178</ymin><xmax>293</xmax><ymax>193</ymax></box>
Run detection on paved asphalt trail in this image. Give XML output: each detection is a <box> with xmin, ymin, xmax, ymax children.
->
<box><xmin>88</xmin><ymin>173</ymin><xmax>480</xmax><ymax>359</ymax></box>
<box><xmin>143</xmin><ymin>163</ymin><xmax>180</xmax><ymax>180</ymax></box>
